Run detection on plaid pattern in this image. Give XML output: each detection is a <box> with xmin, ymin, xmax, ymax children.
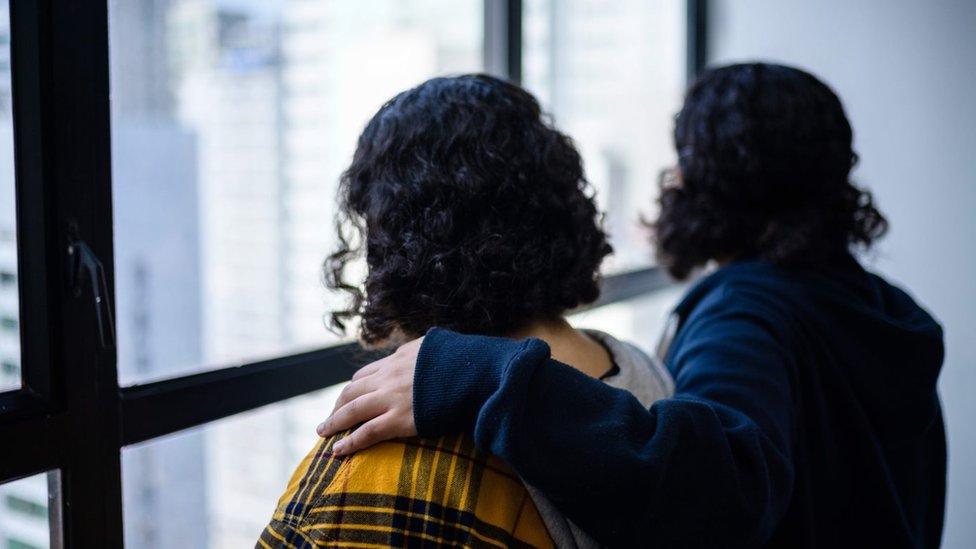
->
<box><xmin>257</xmin><ymin>430</ymin><xmax>554</xmax><ymax>548</ymax></box>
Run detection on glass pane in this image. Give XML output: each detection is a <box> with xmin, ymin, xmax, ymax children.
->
<box><xmin>108</xmin><ymin>0</ymin><xmax>483</xmax><ymax>385</ymax></box>
<box><xmin>122</xmin><ymin>383</ymin><xmax>344</xmax><ymax>548</ymax></box>
<box><xmin>0</xmin><ymin>472</ymin><xmax>60</xmax><ymax>549</ymax></box>
<box><xmin>0</xmin><ymin>1</ymin><xmax>19</xmax><ymax>393</ymax></box>
<box><xmin>523</xmin><ymin>0</ymin><xmax>686</xmax><ymax>273</ymax></box>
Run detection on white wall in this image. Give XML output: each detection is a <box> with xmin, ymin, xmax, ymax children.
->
<box><xmin>707</xmin><ymin>1</ymin><xmax>976</xmax><ymax>546</ymax></box>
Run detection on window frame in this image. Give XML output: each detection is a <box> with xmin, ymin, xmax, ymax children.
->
<box><xmin>0</xmin><ymin>0</ymin><xmax>708</xmax><ymax>545</ymax></box>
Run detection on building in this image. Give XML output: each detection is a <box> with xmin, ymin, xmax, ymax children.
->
<box><xmin>148</xmin><ymin>2</ymin><xmax>292</xmax><ymax>545</ymax></box>
<box><xmin>0</xmin><ymin>0</ymin><xmax>18</xmax><ymax>396</ymax></box>
<box><xmin>279</xmin><ymin>0</ymin><xmax>480</xmax><ymax>348</ymax></box>
<box><xmin>109</xmin><ymin>1</ymin><xmax>208</xmax><ymax>547</ymax></box>
<box><xmin>168</xmin><ymin>0</ymin><xmax>287</xmax><ymax>369</ymax></box>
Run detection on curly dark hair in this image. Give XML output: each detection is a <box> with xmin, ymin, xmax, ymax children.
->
<box><xmin>326</xmin><ymin>74</ymin><xmax>612</xmax><ymax>347</ymax></box>
<box><xmin>653</xmin><ymin>62</ymin><xmax>888</xmax><ymax>279</ymax></box>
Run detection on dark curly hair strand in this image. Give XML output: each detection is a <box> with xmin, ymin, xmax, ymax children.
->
<box><xmin>326</xmin><ymin>74</ymin><xmax>612</xmax><ymax>347</ymax></box>
<box><xmin>653</xmin><ymin>63</ymin><xmax>888</xmax><ymax>279</ymax></box>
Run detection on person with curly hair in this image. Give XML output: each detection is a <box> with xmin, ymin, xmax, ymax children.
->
<box><xmin>258</xmin><ymin>74</ymin><xmax>673</xmax><ymax>548</ymax></box>
<box><xmin>319</xmin><ymin>63</ymin><xmax>946</xmax><ymax>548</ymax></box>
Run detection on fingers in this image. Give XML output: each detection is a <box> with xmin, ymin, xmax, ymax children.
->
<box><xmin>317</xmin><ymin>392</ymin><xmax>386</xmax><ymax>437</ymax></box>
<box><xmin>351</xmin><ymin>359</ymin><xmax>383</xmax><ymax>381</ymax></box>
<box><xmin>316</xmin><ymin>337</ymin><xmax>422</xmax><ymax>452</ymax></box>
<box><xmin>330</xmin><ymin>373</ymin><xmax>380</xmax><ymax>414</ymax></box>
<box><xmin>332</xmin><ymin>413</ymin><xmax>398</xmax><ymax>456</ymax></box>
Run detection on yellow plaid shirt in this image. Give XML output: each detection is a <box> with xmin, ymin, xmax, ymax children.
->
<box><xmin>257</xmin><ymin>430</ymin><xmax>555</xmax><ymax>548</ymax></box>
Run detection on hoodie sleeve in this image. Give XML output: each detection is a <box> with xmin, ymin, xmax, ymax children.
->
<box><xmin>413</xmin><ymin>287</ymin><xmax>796</xmax><ymax>547</ymax></box>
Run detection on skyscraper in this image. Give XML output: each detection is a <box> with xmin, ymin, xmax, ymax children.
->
<box><xmin>163</xmin><ymin>4</ymin><xmax>295</xmax><ymax>545</ymax></box>
<box><xmin>279</xmin><ymin>0</ymin><xmax>480</xmax><ymax>348</ymax></box>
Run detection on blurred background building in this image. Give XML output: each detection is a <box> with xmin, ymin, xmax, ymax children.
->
<box><xmin>0</xmin><ymin>0</ymin><xmax>973</xmax><ymax>548</ymax></box>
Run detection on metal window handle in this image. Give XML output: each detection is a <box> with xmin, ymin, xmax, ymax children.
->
<box><xmin>67</xmin><ymin>236</ymin><xmax>116</xmax><ymax>350</ymax></box>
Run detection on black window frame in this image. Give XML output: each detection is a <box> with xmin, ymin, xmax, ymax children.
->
<box><xmin>0</xmin><ymin>0</ymin><xmax>708</xmax><ymax>545</ymax></box>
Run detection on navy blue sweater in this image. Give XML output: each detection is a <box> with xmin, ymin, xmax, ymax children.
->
<box><xmin>414</xmin><ymin>258</ymin><xmax>945</xmax><ymax>548</ymax></box>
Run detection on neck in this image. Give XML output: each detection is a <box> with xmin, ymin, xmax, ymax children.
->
<box><xmin>507</xmin><ymin>318</ymin><xmax>613</xmax><ymax>378</ymax></box>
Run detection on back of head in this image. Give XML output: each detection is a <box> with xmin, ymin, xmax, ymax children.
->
<box><xmin>327</xmin><ymin>74</ymin><xmax>611</xmax><ymax>347</ymax></box>
<box><xmin>654</xmin><ymin>62</ymin><xmax>888</xmax><ymax>279</ymax></box>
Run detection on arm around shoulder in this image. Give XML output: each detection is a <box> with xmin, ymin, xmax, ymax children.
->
<box><xmin>412</xmin><ymin>289</ymin><xmax>797</xmax><ymax>546</ymax></box>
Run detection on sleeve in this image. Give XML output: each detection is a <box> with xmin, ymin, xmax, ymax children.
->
<box><xmin>412</xmin><ymin>288</ymin><xmax>796</xmax><ymax>547</ymax></box>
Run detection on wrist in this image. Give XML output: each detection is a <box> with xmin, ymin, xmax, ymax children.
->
<box><xmin>413</xmin><ymin>327</ymin><xmax>536</xmax><ymax>437</ymax></box>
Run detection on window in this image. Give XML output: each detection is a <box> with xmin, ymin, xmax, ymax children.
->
<box><xmin>108</xmin><ymin>0</ymin><xmax>484</xmax><ymax>385</ymax></box>
<box><xmin>523</xmin><ymin>0</ymin><xmax>686</xmax><ymax>273</ymax></box>
<box><xmin>122</xmin><ymin>384</ymin><xmax>344</xmax><ymax>547</ymax></box>
<box><xmin>0</xmin><ymin>0</ymin><xmax>18</xmax><ymax>394</ymax></box>
<box><xmin>0</xmin><ymin>473</ymin><xmax>59</xmax><ymax>549</ymax></box>
<box><xmin>0</xmin><ymin>1</ymin><xmax>703</xmax><ymax>546</ymax></box>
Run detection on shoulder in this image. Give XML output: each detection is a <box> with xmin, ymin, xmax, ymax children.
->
<box><xmin>679</xmin><ymin>261</ymin><xmax>795</xmax><ymax>312</ymax></box>
<box><xmin>675</xmin><ymin>261</ymin><xmax>798</xmax><ymax>336</ymax></box>
<box><xmin>260</xmin><ymin>434</ymin><xmax>433</xmax><ymax>546</ymax></box>
<box><xmin>261</xmin><ymin>433</ymin><xmax>553</xmax><ymax>547</ymax></box>
<box><xmin>269</xmin><ymin>433</ymin><xmax>462</xmax><ymax>523</ymax></box>
<box><xmin>664</xmin><ymin>262</ymin><xmax>802</xmax><ymax>377</ymax></box>
<box><xmin>265</xmin><ymin>432</ymin><xmax>352</xmax><ymax>528</ymax></box>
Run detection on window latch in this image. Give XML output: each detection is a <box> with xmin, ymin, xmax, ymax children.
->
<box><xmin>67</xmin><ymin>233</ymin><xmax>116</xmax><ymax>350</ymax></box>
